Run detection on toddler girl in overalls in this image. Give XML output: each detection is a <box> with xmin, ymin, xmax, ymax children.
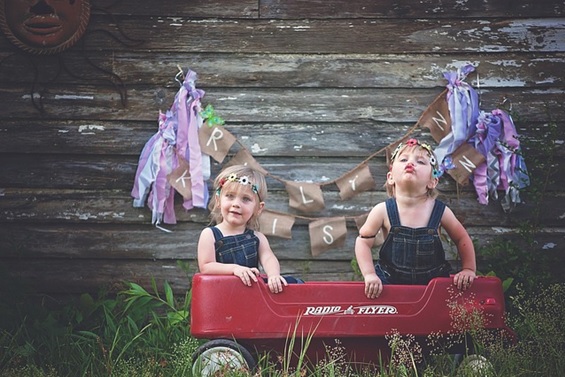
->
<box><xmin>355</xmin><ymin>139</ymin><xmax>477</xmax><ymax>299</ymax></box>
<box><xmin>197</xmin><ymin>165</ymin><xmax>301</xmax><ymax>294</ymax></box>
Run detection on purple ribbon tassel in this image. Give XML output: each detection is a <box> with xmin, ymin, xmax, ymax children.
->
<box><xmin>131</xmin><ymin>69</ymin><xmax>210</xmax><ymax>224</ymax></box>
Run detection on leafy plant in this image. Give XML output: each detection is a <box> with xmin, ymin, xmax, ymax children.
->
<box><xmin>0</xmin><ymin>276</ymin><xmax>195</xmax><ymax>376</ymax></box>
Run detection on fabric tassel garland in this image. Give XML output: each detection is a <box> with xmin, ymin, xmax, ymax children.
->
<box><xmin>472</xmin><ymin>111</ymin><xmax>502</xmax><ymax>204</ymax></box>
<box><xmin>434</xmin><ymin>64</ymin><xmax>480</xmax><ymax>166</ymax></box>
<box><xmin>130</xmin><ymin>65</ymin><xmax>531</xmax><ymax>228</ymax></box>
<box><xmin>131</xmin><ymin>69</ymin><xmax>210</xmax><ymax>225</ymax></box>
<box><xmin>471</xmin><ymin>109</ymin><xmax>530</xmax><ymax>210</ymax></box>
<box><xmin>436</xmin><ymin>65</ymin><xmax>530</xmax><ymax>211</ymax></box>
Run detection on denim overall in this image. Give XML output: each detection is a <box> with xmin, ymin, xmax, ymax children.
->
<box><xmin>211</xmin><ymin>227</ymin><xmax>259</xmax><ymax>268</ymax></box>
<box><xmin>210</xmin><ymin>226</ymin><xmax>304</xmax><ymax>284</ymax></box>
<box><xmin>376</xmin><ymin>198</ymin><xmax>452</xmax><ymax>285</ymax></box>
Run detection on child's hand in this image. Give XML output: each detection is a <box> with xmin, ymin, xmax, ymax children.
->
<box><xmin>453</xmin><ymin>268</ymin><xmax>476</xmax><ymax>290</ymax></box>
<box><xmin>267</xmin><ymin>275</ymin><xmax>288</xmax><ymax>294</ymax></box>
<box><xmin>233</xmin><ymin>266</ymin><xmax>260</xmax><ymax>286</ymax></box>
<box><xmin>364</xmin><ymin>273</ymin><xmax>383</xmax><ymax>299</ymax></box>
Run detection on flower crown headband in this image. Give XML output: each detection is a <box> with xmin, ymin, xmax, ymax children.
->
<box><xmin>216</xmin><ymin>173</ymin><xmax>261</xmax><ymax>200</ymax></box>
<box><xmin>391</xmin><ymin>138</ymin><xmax>448</xmax><ymax>179</ymax></box>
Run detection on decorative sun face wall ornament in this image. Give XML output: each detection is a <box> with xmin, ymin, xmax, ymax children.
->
<box><xmin>0</xmin><ymin>0</ymin><xmax>141</xmax><ymax>113</ymax></box>
<box><xmin>0</xmin><ymin>0</ymin><xmax>91</xmax><ymax>55</ymax></box>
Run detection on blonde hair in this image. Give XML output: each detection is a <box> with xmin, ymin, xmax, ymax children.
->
<box><xmin>209</xmin><ymin>165</ymin><xmax>267</xmax><ymax>230</ymax></box>
<box><xmin>385</xmin><ymin>141</ymin><xmax>439</xmax><ymax>199</ymax></box>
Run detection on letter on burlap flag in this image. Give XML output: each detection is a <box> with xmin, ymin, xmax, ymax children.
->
<box><xmin>335</xmin><ymin>164</ymin><xmax>376</xmax><ymax>200</ymax></box>
<box><xmin>309</xmin><ymin>217</ymin><xmax>347</xmax><ymax>256</ymax></box>
<box><xmin>199</xmin><ymin>125</ymin><xmax>236</xmax><ymax>163</ymax></box>
<box><xmin>418</xmin><ymin>89</ymin><xmax>451</xmax><ymax>143</ymax></box>
<box><xmin>285</xmin><ymin>181</ymin><xmax>325</xmax><ymax>212</ymax></box>
<box><xmin>259</xmin><ymin>210</ymin><xmax>295</xmax><ymax>239</ymax></box>
<box><xmin>225</xmin><ymin>149</ymin><xmax>268</xmax><ymax>175</ymax></box>
<box><xmin>448</xmin><ymin>143</ymin><xmax>486</xmax><ymax>185</ymax></box>
<box><xmin>167</xmin><ymin>156</ymin><xmax>192</xmax><ymax>199</ymax></box>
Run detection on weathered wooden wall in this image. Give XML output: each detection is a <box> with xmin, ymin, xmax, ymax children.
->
<box><xmin>1</xmin><ymin>0</ymin><xmax>564</xmax><ymax>294</ymax></box>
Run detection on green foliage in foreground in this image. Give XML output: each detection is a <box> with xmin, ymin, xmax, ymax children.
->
<box><xmin>0</xmin><ymin>279</ymin><xmax>197</xmax><ymax>377</ymax></box>
<box><xmin>1</xmin><ymin>276</ymin><xmax>565</xmax><ymax>377</ymax></box>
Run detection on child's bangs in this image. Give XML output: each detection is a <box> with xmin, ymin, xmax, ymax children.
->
<box><xmin>415</xmin><ymin>147</ymin><xmax>433</xmax><ymax>160</ymax></box>
<box><xmin>396</xmin><ymin>145</ymin><xmax>430</xmax><ymax>160</ymax></box>
<box><xmin>222</xmin><ymin>180</ymin><xmax>256</xmax><ymax>196</ymax></box>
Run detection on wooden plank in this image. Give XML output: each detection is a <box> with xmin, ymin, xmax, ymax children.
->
<box><xmin>85</xmin><ymin>0</ymin><xmax>565</xmax><ymax>19</ymax></box>
<box><xmin>1</xmin><ymin>223</ymin><xmax>563</xmax><ymax>261</ymax></box>
<box><xmin>2</xmin><ymin>52</ymin><xmax>563</xmax><ymax>89</ymax></box>
<box><xmin>1</xmin><ymin>86</ymin><xmax>564</xmax><ymax>122</ymax></box>
<box><xmin>0</xmin><ymin>119</ymin><xmax>156</xmax><ymax>155</ymax></box>
<box><xmin>0</xmin><ymin>188</ymin><xmax>204</xmax><ymax>224</ymax></box>
<box><xmin>90</xmin><ymin>17</ymin><xmax>565</xmax><ymax>54</ymax></box>
<box><xmin>1</xmin><ymin>144</ymin><xmax>563</xmax><ymax>193</ymax></box>
<box><xmin>1</xmin><ymin>151</ymin><xmax>564</xmax><ymax>192</ymax></box>
<box><xmin>0</xmin><ymin>155</ymin><xmax>141</xmax><ymax>189</ymax></box>
<box><xmin>0</xmin><ymin>223</ymin><xmax>202</xmax><ymax>260</ymax></box>
<box><xmin>0</xmin><ymin>119</ymin><xmax>561</xmax><ymax>159</ymax></box>
<box><xmin>0</xmin><ymin>188</ymin><xmax>563</xmax><ymax>226</ymax></box>
<box><xmin>0</xmin><ymin>120</ymin><xmax>412</xmax><ymax>155</ymax></box>
<box><xmin>2</xmin><ymin>259</ymin><xmax>195</xmax><ymax>294</ymax></box>
<box><xmin>4</xmin><ymin>17</ymin><xmax>564</xmax><ymax>54</ymax></box>
<box><xmin>259</xmin><ymin>0</ymin><xmax>565</xmax><ymax>19</ymax></box>
<box><xmin>91</xmin><ymin>0</ymin><xmax>259</xmax><ymax>18</ymax></box>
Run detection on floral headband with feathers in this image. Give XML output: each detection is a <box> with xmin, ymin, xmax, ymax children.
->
<box><xmin>216</xmin><ymin>173</ymin><xmax>261</xmax><ymax>200</ymax></box>
<box><xmin>391</xmin><ymin>138</ymin><xmax>451</xmax><ymax>179</ymax></box>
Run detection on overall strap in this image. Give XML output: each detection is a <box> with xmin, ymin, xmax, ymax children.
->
<box><xmin>385</xmin><ymin>198</ymin><xmax>401</xmax><ymax>227</ymax></box>
<box><xmin>427</xmin><ymin>200</ymin><xmax>446</xmax><ymax>229</ymax></box>
<box><xmin>210</xmin><ymin>226</ymin><xmax>223</xmax><ymax>242</ymax></box>
<box><xmin>243</xmin><ymin>228</ymin><xmax>258</xmax><ymax>247</ymax></box>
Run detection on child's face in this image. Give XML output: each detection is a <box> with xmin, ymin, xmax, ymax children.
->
<box><xmin>388</xmin><ymin>146</ymin><xmax>436</xmax><ymax>190</ymax></box>
<box><xmin>218</xmin><ymin>182</ymin><xmax>262</xmax><ymax>228</ymax></box>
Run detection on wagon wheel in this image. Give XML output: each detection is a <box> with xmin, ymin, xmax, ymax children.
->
<box><xmin>191</xmin><ymin>339</ymin><xmax>257</xmax><ymax>377</ymax></box>
<box><xmin>456</xmin><ymin>354</ymin><xmax>494</xmax><ymax>376</ymax></box>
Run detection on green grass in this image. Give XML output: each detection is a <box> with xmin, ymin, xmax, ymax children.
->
<box><xmin>1</xmin><ymin>279</ymin><xmax>564</xmax><ymax>377</ymax></box>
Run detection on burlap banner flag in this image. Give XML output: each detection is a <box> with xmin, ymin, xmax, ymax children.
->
<box><xmin>447</xmin><ymin>142</ymin><xmax>486</xmax><ymax>185</ymax></box>
<box><xmin>225</xmin><ymin>149</ymin><xmax>268</xmax><ymax>175</ymax></box>
<box><xmin>335</xmin><ymin>163</ymin><xmax>376</xmax><ymax>200</ymax></box>
<box><xmin>309</xmin><ymin>217</ymin><xmax>347</xmax><ymax>256</ymax></box>
<box><xmin>354</xmin><ymin>213</ymin><xmax>369</xmax><ymax>230</ymax></box>
<box><xmin>285</xmin><ymin>181</ymin><xmax>325</xmax><ymax>213</ymax></box>
<box><xmin>417</xmin><ymin>90</ymin><xmax>485</xmax><ymax>184</ymax></box>
<box><xmin>418</xmin><ymin>89</ymin><xmax>451</xmax><ymax>143</ymax></box>
<box><xmin>199</xmin><ymin>125</ymin><xmax>236</xmax><ymax>163</ymax></box>
<box><xmin>167</xmin><ymin>156</ymin><xmax>192</xmax><ymax>199</ymax></box>
<box><xmin>259</xmin><ymin>209</ymin><xmax>295</xmax><ymax>239</ymax></box>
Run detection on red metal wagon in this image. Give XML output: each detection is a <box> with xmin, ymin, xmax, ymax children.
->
<box><xmin>190</xmin><ymin>273</ymin><xmax>515</xmax><ymax>375</ymax></box>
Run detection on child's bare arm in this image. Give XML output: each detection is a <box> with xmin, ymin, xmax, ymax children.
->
<box><xmin>441</xmin><ymin>207</ymin><xmax>476</xmax><ymax>289</ymax></box>
<box><xmin>256</xmin><ymin>232</ymin><xmax>287</xmax><ymax>293</ymax></box>
<box><xmin>355</xmin><ymin>203</ymin><xmax>386</xmax><ymax>298</ymax></box>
